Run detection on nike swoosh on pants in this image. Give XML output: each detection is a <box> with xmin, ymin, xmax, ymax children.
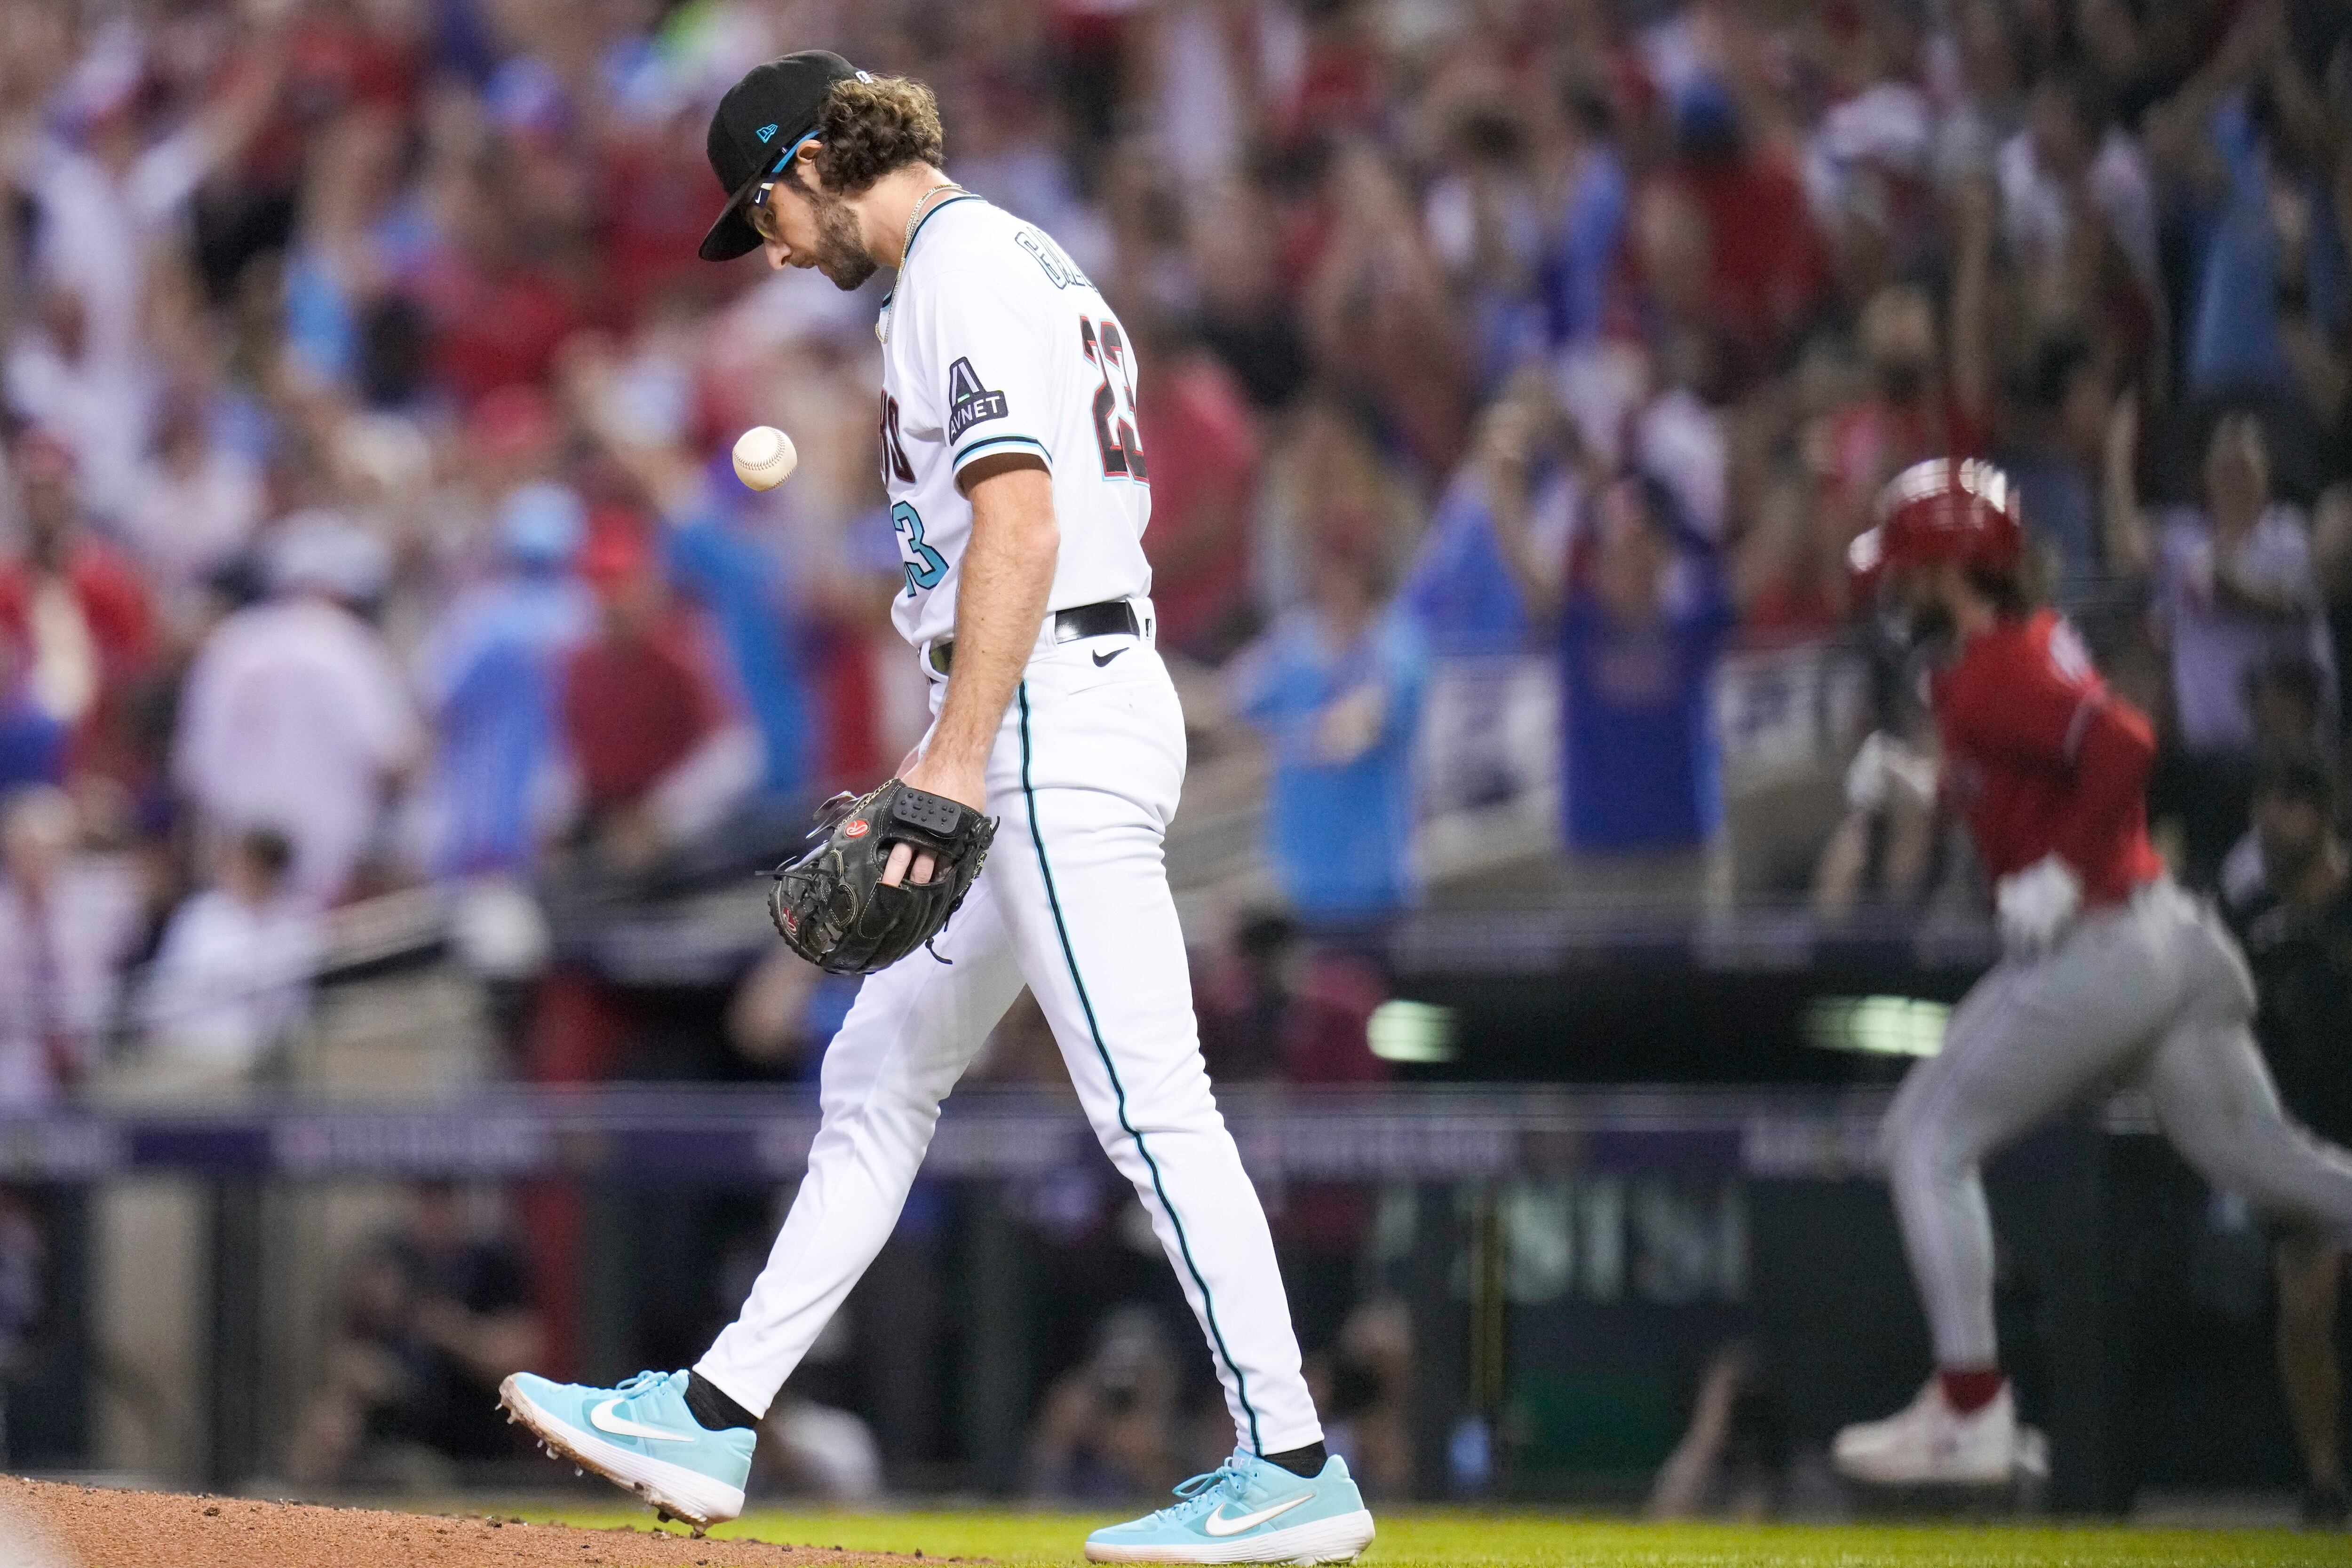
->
<box><xmin>1200</xmin><ymin>1493</ymin><xmax>1313</xmax><ymax>1537</ymax></box>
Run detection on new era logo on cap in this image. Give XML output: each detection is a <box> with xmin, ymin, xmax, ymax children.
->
<box><xmin>756</xmin><ymin>123</ymin><xmax>778</xmax><ymax>143</ymax></box>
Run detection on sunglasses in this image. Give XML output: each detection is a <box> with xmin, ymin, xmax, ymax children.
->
<box><xmin>747</xmin><ymin>131</ymin><xmax>819</xmax><ymax>246</ymax></box>
<box><xmin>748</xmin><ymin>181</ymin><xmax>783</xmax><ymax>244</ymax></box>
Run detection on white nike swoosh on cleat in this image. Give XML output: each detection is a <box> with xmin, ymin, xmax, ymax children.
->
<box><xmin>1200</xmin><ymin>1492</ymin><xmax>1315</xmax><ymax>1537</ymax></box>
<box><xmin>588</xmin><ymin>1399</ymin><xmax>693</xmax><ymax>1443</ymax></box>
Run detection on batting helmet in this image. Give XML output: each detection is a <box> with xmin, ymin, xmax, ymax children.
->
<box><xmin>1846</xmin><ymin>458</ymin><xmax>2025</xmax><ymax>594</ymax></box>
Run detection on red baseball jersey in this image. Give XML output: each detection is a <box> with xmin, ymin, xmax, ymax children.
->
<box><xmin>1931</xmin><ymin>609</ymin><xmax>2166</xmax><ymax>906</ymax></box>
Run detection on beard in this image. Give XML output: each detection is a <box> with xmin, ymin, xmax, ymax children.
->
<box><xmin>810</xmin><ymin>190</ymin><xmax>876</xmax><ymax>291</ymax></box>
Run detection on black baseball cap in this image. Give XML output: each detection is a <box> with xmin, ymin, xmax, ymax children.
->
<box><xmin>699</xmin><ymin>50</ymin><xmax>868</xmax><ymax>262</ymax></box>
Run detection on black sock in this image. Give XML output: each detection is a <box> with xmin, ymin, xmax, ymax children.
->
<box><xmin>684</xmin><ymin>1370</ymin><xmax>758</xmax><ymax>1433</ymax></box>
<box><xmin>1263</xmin><ymin>1442</ymin><xmax>1327</xmax><ymax>1478</ymax></box>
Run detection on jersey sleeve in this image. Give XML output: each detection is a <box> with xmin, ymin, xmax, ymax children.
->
<box><xmin>1946</xmin><ymin>619</ymin><xmax>2105</xmax><ymax>768</ymax></box>
<box><xmin>914</xmin><ymin>264</ymin><xmax>1060</xmax><ymax>480</ymax></box>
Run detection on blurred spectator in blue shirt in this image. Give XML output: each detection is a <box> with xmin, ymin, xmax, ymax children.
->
<box><xmin>1402</xmin><ymin>378</ymin><xmax>1582</xmax><ymax>816</ymax></box>
<box><xmin>1423</xmin><ymin>104</ymin><xmax>1550</xmax><ymax>392</ymax></box>
<box><xmin>0</xmin><ymin>639</ymin><xmax>65</xmax><ymax>793</ymax></box>
<box><xmin>1401</xmin><ymin>375</ymin><xmax>1582</xmax><ymax>659</ymax></box>
<box><xmin>1995</xmin><ymin>334</ymin><xmax>2116</xmax><ymax>608</ymax></box>
<box><xmin>1556</xmin><ymin>480</ymin><xmax>1731</xmax><ymax>854</ymax></box>
<box><xmin>662</xmin><ymin>464</ymin><xmax>815</xmax><ymax>806</ymax></box>
<box><xmin>2178</xmin><ymin>90</ymin><xmax>2345</xmax><ymax>407</ymax></box>
<box><xmin>1231</xmin><ymin>531</ymin><xmax>1429</xmax><ymax>920</ymax></box>
<box><xmin>414</xmin><ymin>483</ymin><xmax>592</xmax><ymax>879</ymax></box>
<box><xmin>1540</xmin><ymin>79</ymin><xmax>1629</xmax><ymax>352</ymax></box>
<box><xmin>1401</xmin><ymin>466</ymin><xmax>1555</xmax><ymax>661</ymax></box>
<box><xmin>1494</xmin><ymin>459</ymin><xmax>1730</xmax><ymax>856</ymax></box>
<box><xmin>2142</xmin><ymin>5</ymin><xmax>2348</xmax><ymax>433</ymax></box>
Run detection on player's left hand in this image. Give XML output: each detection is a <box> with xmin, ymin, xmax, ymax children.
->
<box><xmin>768</xmin><ymin>780</ymin><xmax>997</xmax><ymax>973</ymax></box>
<box><xmin>1995</xmin><ymin>853</ymin><xmax>2083</xmax><ymax>959</ymax></box>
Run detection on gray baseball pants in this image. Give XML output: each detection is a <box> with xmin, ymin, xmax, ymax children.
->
<box><xmin>1884</xmin><ymin>878</ymin><xmax>2352</xmax><ymax>1365</ymax></box>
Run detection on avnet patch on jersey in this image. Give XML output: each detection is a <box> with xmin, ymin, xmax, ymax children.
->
<box><xmin>946</xmin><ymin>356</ymin><xmax>1009</xmax><ymax>443</ymax></box>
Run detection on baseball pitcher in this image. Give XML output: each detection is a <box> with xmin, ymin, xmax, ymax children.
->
<box><xmin>498</xmin><ymin>52</ymin><xmax>1375</xmax><ymax>1566</ymax></box>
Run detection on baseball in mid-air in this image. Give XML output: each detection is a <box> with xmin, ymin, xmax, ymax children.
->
<box><xmin>732</xmin><ymin>425</ymin><xmax>799</xmax><ymax>491</ymax></box>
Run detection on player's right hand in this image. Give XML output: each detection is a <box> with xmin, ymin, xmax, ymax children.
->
<box><xmin>1995</xmin><ymin>853</ymin><xmax>2083</xmax><ymax>959</ymax></box>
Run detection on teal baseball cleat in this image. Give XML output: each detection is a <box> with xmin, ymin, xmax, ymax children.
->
<box><xmin>498</xmin><ymin>1369</ymin><xmax>755</xmax><ymax>1530</ymax></box>
<box><xmin>1084</xmin><ymin>1449</ymin><xmax>1375</xmax><ymax>1564</ymax></box>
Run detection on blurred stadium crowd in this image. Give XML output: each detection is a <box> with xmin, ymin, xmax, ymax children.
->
<box><xmin>0</xmin><ymin>0</ymin><xmax>2346</xmax><ymax>1502</ymax></box>
<box><xmin>2</xmin><ymin>0</ymin><xmax>2351</xmax><ymax>1084</ymax></box>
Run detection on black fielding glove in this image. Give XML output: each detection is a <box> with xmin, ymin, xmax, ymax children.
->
<box><xmin>768</xmin><ymin>781</ymin><xmax>997</xmax><ymax>974</ymax></box>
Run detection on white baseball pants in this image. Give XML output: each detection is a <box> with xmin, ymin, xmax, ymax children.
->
<box><xmin>697</xmin><ymin>619</ymin><xmax>1323</xmax><ymax>1456</ymax></box>
<box><xmin>1884</xmin><ymin>877</ymin><xmax>2352</xmax><ymax>1365</ymax></box>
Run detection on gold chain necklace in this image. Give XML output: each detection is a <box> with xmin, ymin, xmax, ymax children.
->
<box><xmin>898</xmin><ymin>181</ymin><xmax>967</xmax><ymax>271</ymax></box>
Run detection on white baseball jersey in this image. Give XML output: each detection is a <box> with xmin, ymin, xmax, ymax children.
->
<box><xmin>696</xmin><ymin>199</ymin><xmax>1324</xmax><ymax>1467</ymax></box>
<box><xmin>874</xmin><ymin>195</ymin><xmax>1153</xmax><ymax>648</ymax></box>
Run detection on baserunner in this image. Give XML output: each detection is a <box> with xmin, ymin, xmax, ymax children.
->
<box><xmin>1831</xmin><ymin>457</ymin><xmax>2352</xmax><ymax>1486</ymax></box>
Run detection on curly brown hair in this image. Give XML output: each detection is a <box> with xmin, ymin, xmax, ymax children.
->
<box><xmin>791</xmin><ymin>75</ymin><xmax>946</xmax><ymax>196</ymax></box>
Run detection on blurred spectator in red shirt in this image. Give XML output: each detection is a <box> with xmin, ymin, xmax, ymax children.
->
<box><xmin>560</xmin><ymin>520</ymin><xmax>736</xmax><ymax>870</ymax></box>
<box><xmin>1653</xmin><ymin>80</ymin><xmax>1831</xmax><ymax>381</ymax></box>
<box><xmin>414</xmin><ymin>140</ymin><xmax>586</xmax><ymax>407</ymax></box>
<box><xmin>465</xmin><ymin>384</ymin><xmax>564</xmax><ymax>505</ymax></box>
<box><xmin>1134</xmin><ymin>316</ymin><xmax>1262</xmax><ymax>662</ymax></box>
<box><xmin>597</xmin><ymin>115</ymin><xmax>726</xmax><ymax>332</ymax></box>
<box><xmin>1272</xmin><ymin>0</ymin><xmax>1391</xmax><ymax>151</ymax></box>
<box><xmin>0</xmin><ymin>430</ymin><xmax>157</xmax><ymax>786</ymax></box>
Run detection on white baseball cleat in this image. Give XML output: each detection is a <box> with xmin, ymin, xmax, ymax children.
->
<box><xmin>1832</xmin><ymin>1378</ymin><xmax>2029</xmax><ymax>1487</ymax></box>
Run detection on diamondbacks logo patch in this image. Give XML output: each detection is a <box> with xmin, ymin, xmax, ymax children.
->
<box><xmin>946</xmin><ymin>357</ymin><xmax>1009</xmax><ymax>444</ymax></box>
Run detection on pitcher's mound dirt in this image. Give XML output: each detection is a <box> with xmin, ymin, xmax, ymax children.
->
<box><xmin>4</xmin><ymin>1475</ymin><xmax>928</xmax><ymax>1568</ymax></box>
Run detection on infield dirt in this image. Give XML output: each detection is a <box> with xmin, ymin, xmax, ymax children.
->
<box><xmin>4</xmin><ymin>1475</ymin><xmax>922</xmax><ymax>1568</ymax></box>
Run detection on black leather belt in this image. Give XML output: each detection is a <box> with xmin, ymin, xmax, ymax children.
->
<box><xmin>927</xmin><ymin>598</ymin><xmax>1139</xmax><ymax>675</ymax></box>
